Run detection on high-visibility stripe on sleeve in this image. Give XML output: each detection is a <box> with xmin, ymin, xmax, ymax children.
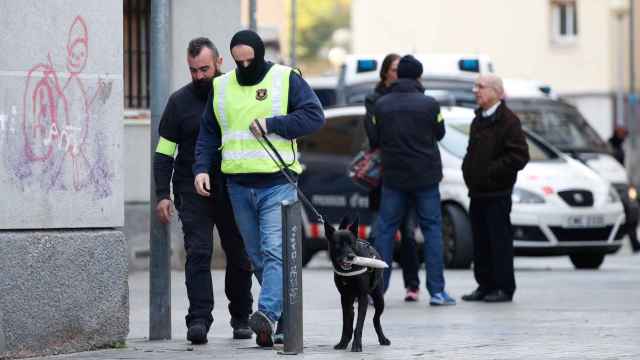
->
<box><xmin>155</xmin><ymin>137</ymin><xmax>177</xmax><ymax>157</ymax></box>
<box><xmin>272</xmin><ymin>66</ymin><xmax>284</xmax><ymax>116</ymax></box>
<box><xmin>437</xmin><ymin>112</ymin><xmax>444</xmax><ymax>123</ymax></box>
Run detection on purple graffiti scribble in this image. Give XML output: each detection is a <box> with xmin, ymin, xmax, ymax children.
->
<box><xmin>10</xmin><ymin>15</ymin><xmax>114</xmax><ymax>199</ymax></box>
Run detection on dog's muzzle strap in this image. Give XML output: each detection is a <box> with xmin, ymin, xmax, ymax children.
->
<box><xmin>333</xmin><ymin>267</ymin><xmax>368</xmax><ymax>277</ymax></box>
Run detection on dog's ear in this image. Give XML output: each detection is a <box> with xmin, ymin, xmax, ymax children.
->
<box><xmin>338</xmin><ymin>216</ymin><xmax>350</xmax><ymax>230</ymax></box>
<box><xmin>349</xmin><ymin>216</ymin><xmax>360</xmax><ymax>239</ymax></box>
<box><xmin>324</xmin><ymin>222</ymin><xmax>336</xmax><ymax>240</ymax></box>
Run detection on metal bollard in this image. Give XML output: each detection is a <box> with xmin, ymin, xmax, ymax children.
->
<box><xmin>280</xmin><ymin>200</ymin><xmax>303</xmax><ymax>354</ymax></box>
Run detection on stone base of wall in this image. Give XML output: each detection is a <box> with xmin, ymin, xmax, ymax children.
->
<box><xmin>0</xmin><ymin>230</ymin><xmax>128</xmax><ymax>359</ymax></box>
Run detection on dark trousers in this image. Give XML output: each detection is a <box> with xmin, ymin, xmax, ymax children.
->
<box><xmin>369</xmin><ymin>206</ymin><xmax>420</xmax><ymax>291</ymax></box>
<box><xmin>469</xmin><ymin>194</ymin><xmax>516</xmax><ymax>295</ymax></box>
<box><xmin>627</xmin><ymin>221</ymin><xmax>640</xmax><ymax>251</ymax></box>
<box><xmin>175</xmin><ymin>183</ymin><xmax>253</xmax><ymax>330</ymax></box>
<box><xmin>399</xmin><ymin>205</ymin><xmax>420</xmax><ymax>291</ymax></box>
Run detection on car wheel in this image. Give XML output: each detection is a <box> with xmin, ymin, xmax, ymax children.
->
<box><xmin>569</xmin><ymin>253</ymin><xmax>605</xmax><ymax>269</ymax></box>
<box><xmin>441</xmin><ymin>204</ymin><xmax>473</xmax><ymax>269</ymax></box>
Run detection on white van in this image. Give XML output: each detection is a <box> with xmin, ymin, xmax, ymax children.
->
<box><xmin>501</xmin><ymin>80</ymin><xmax>639</xmax><ymax>240</ymax></box>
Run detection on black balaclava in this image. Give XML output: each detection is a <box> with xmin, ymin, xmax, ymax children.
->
<box><xmin>230</xmin><ymin>30</ymin><xmax>268</xmax><ymax>86</ymax></box>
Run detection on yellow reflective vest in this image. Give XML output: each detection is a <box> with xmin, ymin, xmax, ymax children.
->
<box><xmin>213</xmin><ymin>64</ymin><xmax>302</xmax><ymax>175</ymax></box>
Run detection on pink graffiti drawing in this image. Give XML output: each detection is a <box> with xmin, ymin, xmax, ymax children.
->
<box><xmin>22</xmin><ymin>56</ymin><xmax>69</xmax><ymax>162</ymax></box>
<box><xmin>18</xmin><ymin>15</ymin><xmax>113</xmax><ymax>197</ymax></box>
<box><xmin>66</xmin><ymin>16</ymin><xmax>89</xmax><ymax>74</ymax></box>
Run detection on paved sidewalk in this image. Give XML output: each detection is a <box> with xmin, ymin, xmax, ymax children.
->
<box><xmin>29</xmin><ymin>250</ymin><xmax>640</xmax><ymax>359</ymax></box>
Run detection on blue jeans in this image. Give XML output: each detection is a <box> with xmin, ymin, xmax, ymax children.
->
<box><xmin>226</xmin><ymin>181</ymin><xmax>297</xmax><ymax>323</ymax></box>
<box><xmin>374</xmin><ymin>184</ymin><xmax>445</xmax><ymax>296</ymax></box>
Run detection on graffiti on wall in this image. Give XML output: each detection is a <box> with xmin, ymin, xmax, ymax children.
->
<box><xmin>1</xmin><ymin>16</ymin><xmax>115</xmax><ymax>199</ymax></box>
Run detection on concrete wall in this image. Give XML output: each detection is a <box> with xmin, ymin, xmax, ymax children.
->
<box><xmin>0</xmin><ymin>1</ymin><xmax>124</xmax><ymax>229</ymax></box>
<box><xmin>170</xmin><ymin>0</ymin><xmax>242</xmax><ymax>92</ymax></box>
<box><xmin>0</xmin><ymin>1</ymin><xmax>127</xmax><ymax>358</ymax></box>
<box><xmin>124</xmin><ymin>118</ymin><xmax>150</xmax><ymax>203</ymax></box>
<box><xmin>0</xmin><ymin>231</ymin><xmax>128</xmax><ymax>359</ymax></box>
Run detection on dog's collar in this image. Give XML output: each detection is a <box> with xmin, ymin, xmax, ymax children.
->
<box><xmin>333</xmin><ymin>267</ymin><xmax>368</xmax><ymax>277</ymax></box>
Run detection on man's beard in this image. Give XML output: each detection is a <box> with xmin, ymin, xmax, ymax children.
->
<box><xmin>193</xmin><ymin>78</ymin><xmax>212</xmax><ymax>100</ymax></box>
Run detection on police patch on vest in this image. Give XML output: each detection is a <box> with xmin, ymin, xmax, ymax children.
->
<box><xmin>256</xmin><ymin>88</ymin><xmax>268</xmax><ymax>101</ymax></box>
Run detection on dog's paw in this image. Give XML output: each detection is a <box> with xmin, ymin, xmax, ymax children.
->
<box><xmin>379</xmin><ymin>337</ymin><xmax>391</xmax><ymax>346</ymax></box>
<box><xmin>350</xmin><ymin>342</ymin><xmax>362</xmax><ymax>352</ymax></box>
<box><xmin>334</xmin><ymin>341</ymin><xmax>349</xmax><ymax>350</ymax></box>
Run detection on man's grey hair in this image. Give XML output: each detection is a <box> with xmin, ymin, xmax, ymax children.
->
<box><xmin>479</xmin><ymin>74</ymin><xmax>504</xmax><ymax>97</ymax></box>
<box><xmin>187</xmin><ymin>37</ymin><xmax>219</xmax><ymax>58</ymax></box>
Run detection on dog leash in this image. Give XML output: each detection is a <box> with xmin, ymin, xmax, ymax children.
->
<box><xmin>251</xmin><ymin>120</ymin><xmax>325</xmax><ymax>225</ymax></box>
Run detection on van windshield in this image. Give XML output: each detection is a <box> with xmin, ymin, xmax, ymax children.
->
<box><xmin>512</xmin><ymin>107</ymin><xmax>609</xmax><ymax>153</ymax></box>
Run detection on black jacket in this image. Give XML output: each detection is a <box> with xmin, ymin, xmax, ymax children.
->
<box><xmin>608</xmin><ymin>135</ymin><xmax>625</xmax><ymax>165</ymax></box>
<box><xmin>364</xmin><ymin>85</ymin><xmax>391</xmax><ymax>149</ymax></box>
<box><xmin>462</xmin><ymin>102</ymin><xmax>530</xmax><ymax>196</ymax></box>
<box><xmin>153</xmin><ymin>83</ymin><xmax>209</xmax><ymax>200</ymax></box>
<box><xmin>373</xmin><ymin>79</ymin><xmax>445</xmax><ymax>191</ymax></box>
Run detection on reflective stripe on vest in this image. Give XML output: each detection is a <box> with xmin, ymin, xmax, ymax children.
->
<box><xmin>213</xmin><ymin>64</ymin><xmax>302</xmax><ymax>174</ymax></box>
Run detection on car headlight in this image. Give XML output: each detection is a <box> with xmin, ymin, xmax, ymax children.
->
<box><xmin>629</xmin><ymin>186</ymin><xmax>637</xmax><ymax>201</ymax></box>
<box><xmin>512</xmin><ymin>188</ymin><xmax>545</xmax><ymax>204</ymax></box>
<box><xmin>607</xmin><ymin>186</ymin><xmax>621</xmax><ymax>203</ymax></box>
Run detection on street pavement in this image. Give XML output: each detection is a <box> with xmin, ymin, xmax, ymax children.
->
<box><xmin>31</xmin><ymin>245</ymin><xmax>640</xmax><ymax>359</ymax></box>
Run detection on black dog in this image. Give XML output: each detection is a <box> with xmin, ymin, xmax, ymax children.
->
<box><xmin>325</xmin><ymin>217</ymin><xmax>390</xmax><ymax>352</ymax></box>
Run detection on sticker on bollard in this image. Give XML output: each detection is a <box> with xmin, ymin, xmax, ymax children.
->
<box><xmin>280</xmin><ymin>200</ymin><xmax>303</xmax><ymax>354</ymax></box>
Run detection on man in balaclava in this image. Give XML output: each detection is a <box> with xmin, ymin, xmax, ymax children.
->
<box><xmin>194</xmin><ymin>29</ymin><xmax>325</xmax><ymax>348</ymax></box>
<box><xmin>153</xmin><ymin>37</ymin><xmax>254</xmax><ymax>344</ymax></box>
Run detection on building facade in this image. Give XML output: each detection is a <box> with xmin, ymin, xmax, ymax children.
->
<box><xmin>352</xmin><ymin>0</ymin><xmax>639</xmax><ymax>140</ymax></box>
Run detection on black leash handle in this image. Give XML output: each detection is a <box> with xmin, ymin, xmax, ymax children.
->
<box><xmin>252</xmin><ymin>120</ymin><xmax>325</xmax><ymax>224</ymax></box>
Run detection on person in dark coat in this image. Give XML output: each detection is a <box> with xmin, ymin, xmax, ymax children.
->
<box><xmin>364</xmin><ymin>53</ymin><xmax>421</xmax><ymax>301</ymax></box>
<box><xmin>607</xmin><ymin>127</ymin><xmax>640</xmax><ymax>253</ymax></box>
<box><xmin>461</xmin><ymin>74</ymin><xmax>530</xmax><ymax>303</ymax></box>
<box><xmin>608</xmin><ymin>127</ymin><xmax>628</xmax><ymax>165</ymax></box>
<box><xmin>153</xmin><ymin>37</ymin><xmax>253</xmax><ymax>344</ymax></box>
<box><xmin>373</xmin><ymin>55</ymin><xmax>456</xmax><ymax>306</ymax></box>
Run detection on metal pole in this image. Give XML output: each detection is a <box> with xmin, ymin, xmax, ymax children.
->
<box><xmin>616</xmin><ymin>13</ymin><xmax>626</xmax><ymax>128</ymax></box>
<box><xmin>629</xmin><ymin>0</ymin><xmax>637</xmax><ymax>147</ymax></box>
<box><xmin>280</xmin><ymin>200</ymin><xmax>303</xmax><ymax>355</ymax></box>
<box><xmin>249</xmin><ymin>0</ymin><xmax>257</xmax><ymax>31</ymax></box>
<box><xmin>631</xmin><ymin>0</ymin><xmax>636</xmax><ymax>95</ymax></box>
<box><xmin>290</xmin><ymin>0</ymin><xmax>297</xmax><ymax>67</ymax></box>
<box><xmin>149</xmin><ymin>0</ymin><xmax>172</xmax><ymax>341</ymax></box>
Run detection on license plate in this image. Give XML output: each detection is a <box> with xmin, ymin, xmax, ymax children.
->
<box><xmin>565</xmin><ymin>215</ymin><xmax>605</xmax><ymax>228</ymax></box>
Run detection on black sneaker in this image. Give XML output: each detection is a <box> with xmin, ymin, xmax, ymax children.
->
<box><xmin>248</xmin><ymin>311</ymin><xmax>274</xmax><ymax>347</ymax></box>
<box><xmin>273</xmin><ymin>320</ymin><xmax>284</xmax><ymax>344</ymax></box>
<box><xmin>186</xmin><ymin>322</ymin><xmax>208</xmax><ymax>345</ymax></box>
<box><xmin>230</xmin><ymin>317</ymin><xmax>253</xmax><ymax>339</ymax></box>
